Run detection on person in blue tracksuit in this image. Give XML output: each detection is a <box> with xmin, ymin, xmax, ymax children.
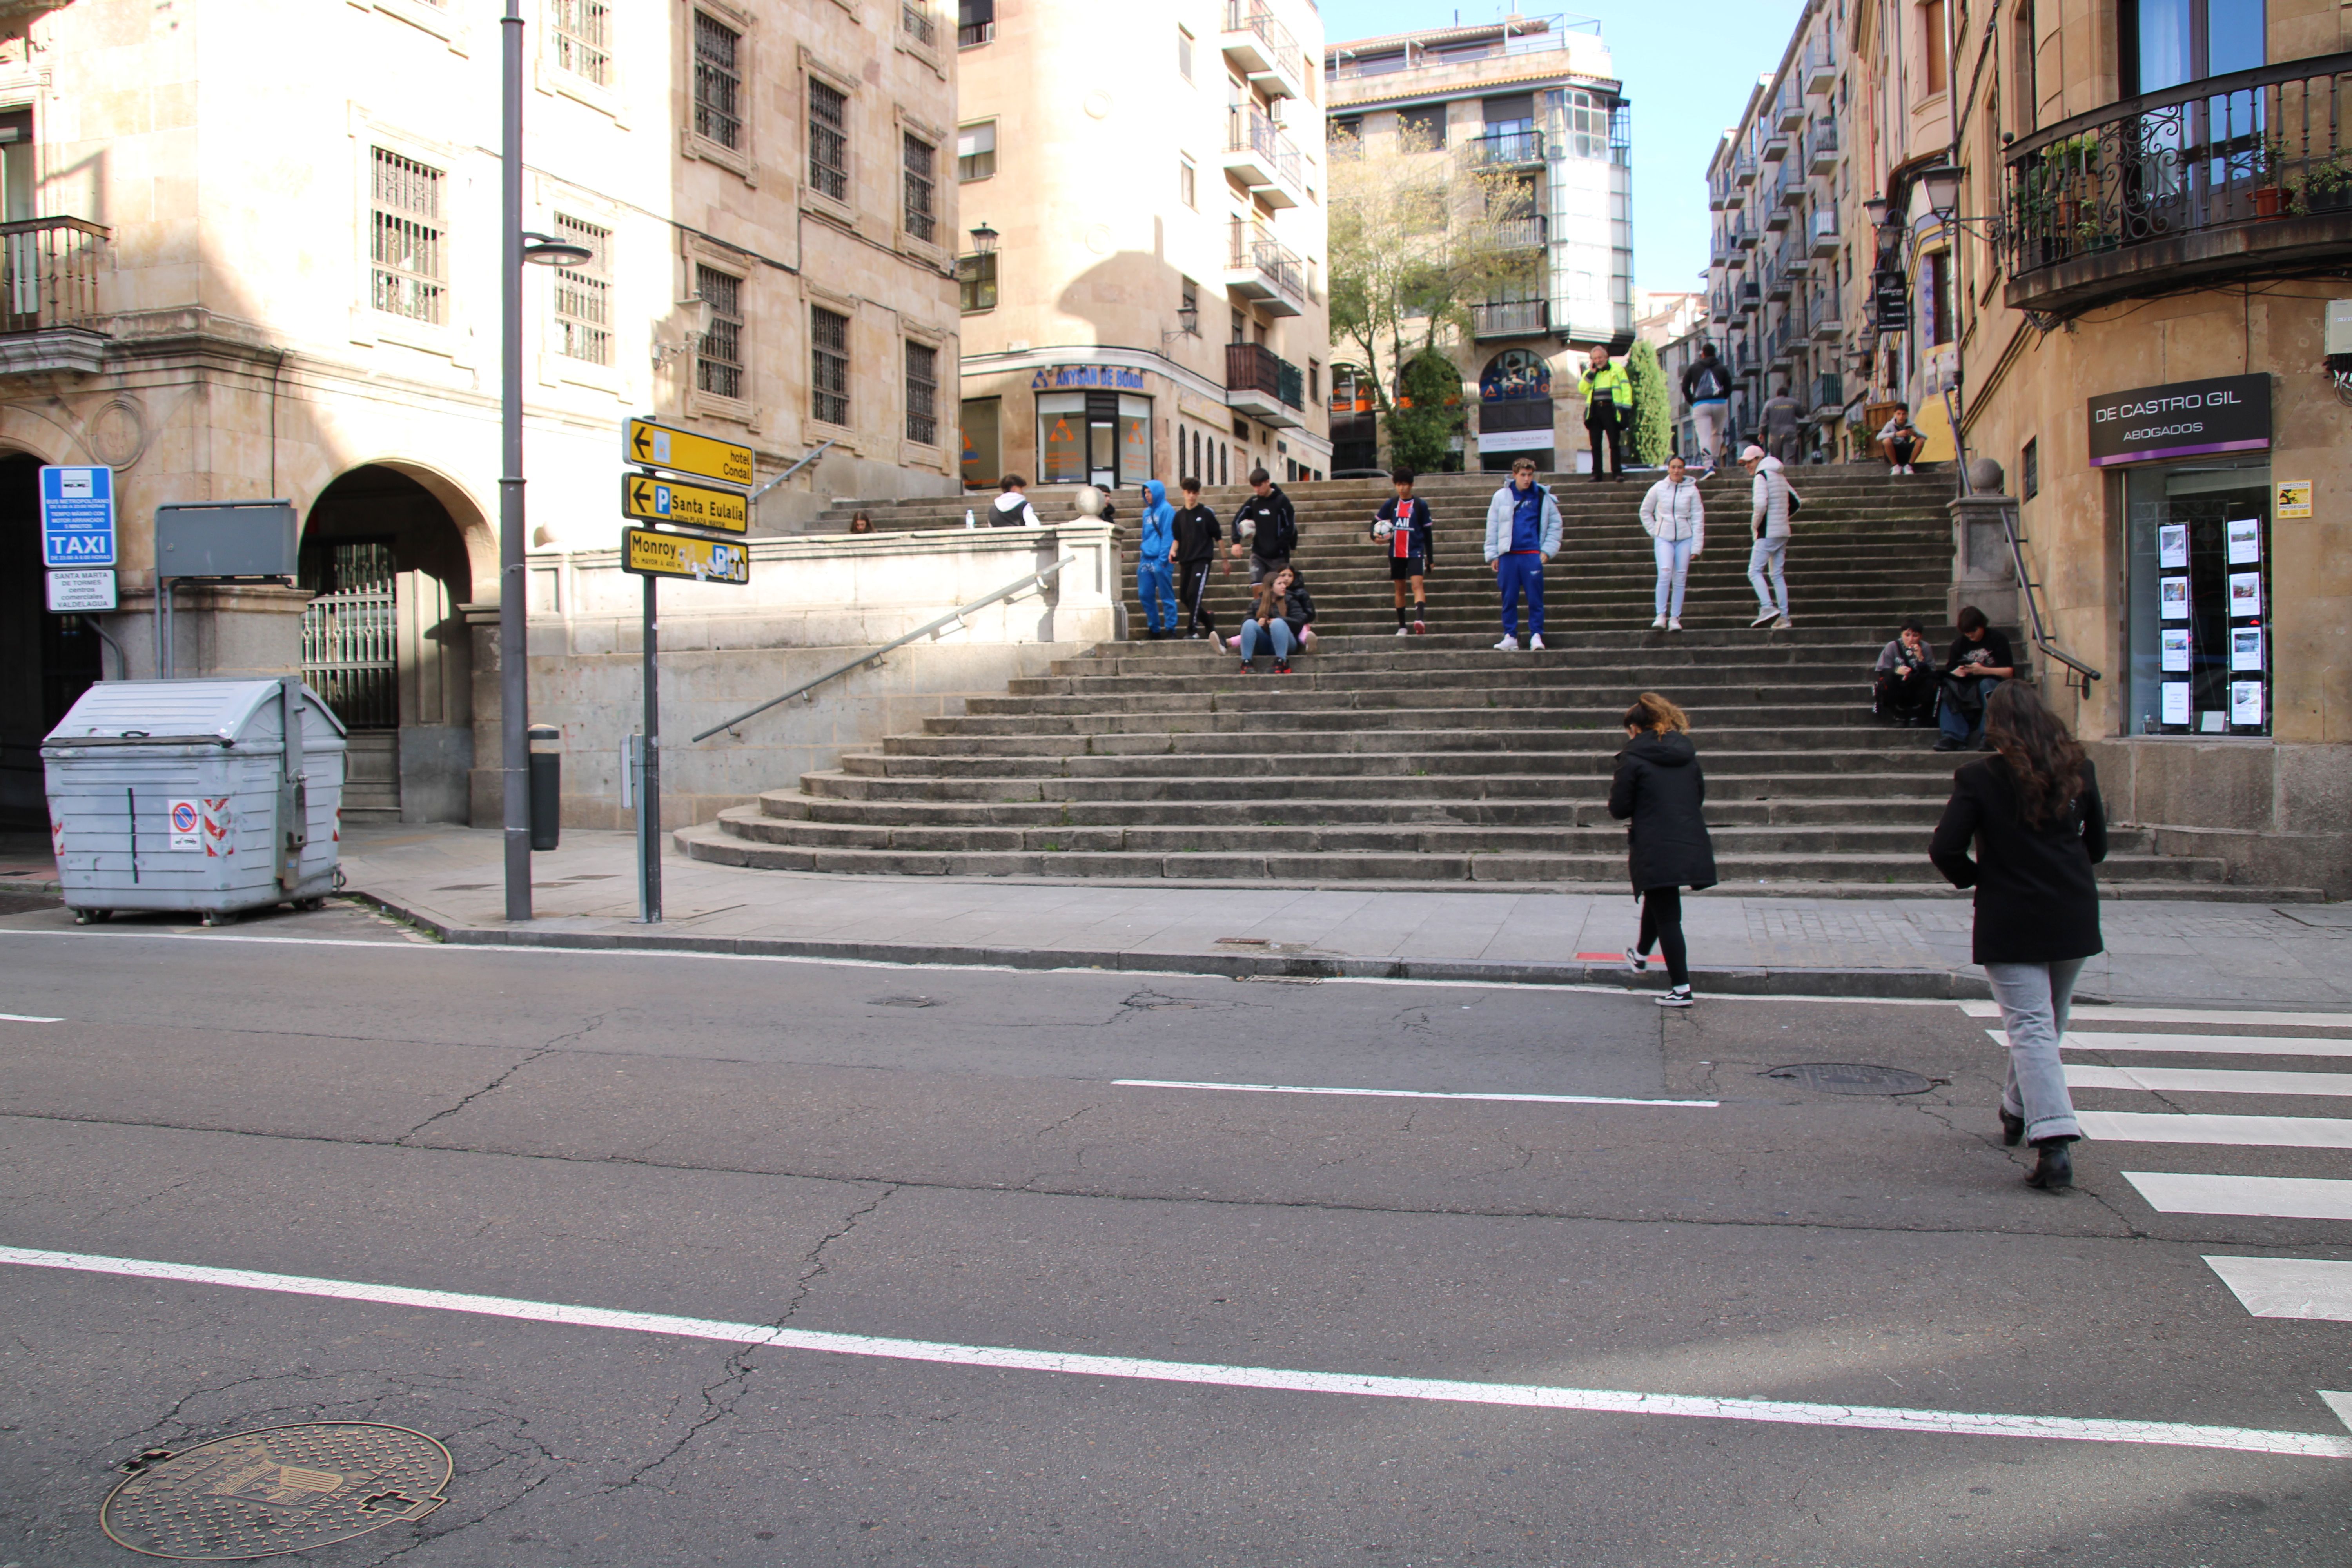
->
<box><xmin>1481</xmin><ymin>457</ymin><xmax>1563</xmax><ymax>651</ymax></box>
<box><xmin>1135</xmin><ymin>480</ymin><xmax>1177</xmax><ymax>638</ymax></box>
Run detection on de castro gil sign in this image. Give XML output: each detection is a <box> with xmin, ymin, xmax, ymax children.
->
<box><xmin>2087</xmin><ymin>373</ymin><xmax>2270</xmax><ymax>467</ymax></box>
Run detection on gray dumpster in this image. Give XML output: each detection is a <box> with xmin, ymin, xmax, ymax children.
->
<box><xmin>42</xmin><ymin>678</ymin><xmax>347</xmax><ymax>926</ymax></box>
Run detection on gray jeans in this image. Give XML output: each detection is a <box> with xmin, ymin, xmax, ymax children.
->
<box><xmin>1747</xmin><ymin>536</ymin><xmax>1788</xmax><ymax>617</ymax></box>
<box><xmin>1985</xmin><ymin>958</ymin><xmax>2087</xmax><ymax>1143</ymax></box>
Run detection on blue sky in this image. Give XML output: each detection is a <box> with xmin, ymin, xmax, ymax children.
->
<box><xmin>1321</xmin><ymin>0</ymin><xmax>1808</xmax><ymax>295</ymax></box>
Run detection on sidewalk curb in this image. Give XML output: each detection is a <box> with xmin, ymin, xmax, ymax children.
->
<box><xmin>355</xmin><ymin>890</ymin><xmax>1993</xmax><ymax>1000</ymax></box>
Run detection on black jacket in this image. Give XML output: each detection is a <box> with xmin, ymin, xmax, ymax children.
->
<box><xmin>1682</xmin><ymin>359</ymin><xmax>1732</xmax><ymax>402</ymax></box>
<box><xmin>1929</xmin><ymin>755</ymin><xmax>2108</xmax><ymax>964</ymax></box>
<box><xmin>1171</xmin><ymin>503</ymin><xmax>1222</xmax><ymax>564</ymax></box>
<box><xmin>1608</xmin><ymin>731</ymin><xmax>1718</xmax><ymax>893</ymax></box>
<box><xmin>1233</xmin><ymin>487</ymin><xmax>1297</xmax><ymax>560</ymax></box>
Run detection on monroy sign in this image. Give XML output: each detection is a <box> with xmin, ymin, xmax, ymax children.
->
<box><xmin>2087</xmin><ymin>374</ymin><xmax>2270</xmax><ymax>467</ymax></box>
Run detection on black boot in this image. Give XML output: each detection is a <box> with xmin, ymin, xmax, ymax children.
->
<box><xmin>2026</xmin><ymin>1136</ymin><xmax>2075</xmax><ymax>1190</ymax></box>
<box><xmin>2000</xmin><ymin>1109</ymin><xmax>2024</xmax><ymax>1147</ymax></box>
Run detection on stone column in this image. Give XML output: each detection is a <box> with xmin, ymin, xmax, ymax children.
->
<box><xmin>1947</xmin><ymin>465</ymin><xmax>2020</xmax><ymax>631</ymax></box>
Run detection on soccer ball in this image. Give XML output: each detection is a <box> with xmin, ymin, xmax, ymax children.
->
<box><xmin>1373</xmin><ymin>520</ymin><xmax>1394</xmax><ymax>540</ymax></box>
<box><xmin>1237</xmin><ymin>518</ymin><xmax>1256</xmax><ymax>541</ymax></box>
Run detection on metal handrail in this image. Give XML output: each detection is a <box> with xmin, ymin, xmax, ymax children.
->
<box><xmin>1943</xmin><ymin>385</ymin><xmax>2102</xmax><ymax>693</ymax></box>
<box><xmin>692</xmin><ymin>552</ymin><xmax>1078</xmax><ymax>742</ymax></box>
<box><xmin>746</xmin><ymin>438</ymin><xmax>837</xmax><ymax>503</ymax></box>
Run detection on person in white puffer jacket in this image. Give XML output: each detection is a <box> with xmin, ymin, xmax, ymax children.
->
<box><xmin>1740</xmin><ymin>444</ymin><xmax>1797</xmax><ymax>629</ymax></box>
<box><xmin>1638</xmin><ymin>454</ymin><xmax>1705</xmax><ymax>631</ymax></box>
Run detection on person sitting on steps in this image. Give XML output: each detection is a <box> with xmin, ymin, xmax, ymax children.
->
<box><xmin>1936</xmin><ymin>605</ymin><xmax>2017</xmax><ymax>752</ymax></box>
<box><xmin>1879</xmin><ymin>404</ymin><xmax>1925</xmax><ymax>475</ymax></box>
<box><xmin>1875</xmin><ymin>617</ymin><xmax>1938</xmax><ymax>725</ymax></box>
<box><xmin>1236</xmin><ymin>564</ymin><xmax>1309</xmax><ymax>675</ymax></box>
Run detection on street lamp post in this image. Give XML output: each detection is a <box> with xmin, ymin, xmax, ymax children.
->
<box><xmin>499</xmin><ymin>0</ymin><xmax>595</xmax><ymax>924</ymax></box>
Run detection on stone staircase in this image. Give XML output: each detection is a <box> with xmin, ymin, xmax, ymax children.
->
<box><xmin>685</xmin><ymin>469</ymin><xmax>2305</xmax><ymax>898</ymax></box>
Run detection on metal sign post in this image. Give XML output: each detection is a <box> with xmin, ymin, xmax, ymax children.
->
<box><xmin>619</xmin><ymin>417</ymin><xmax>753</xmax><ymax>924</ymax></box>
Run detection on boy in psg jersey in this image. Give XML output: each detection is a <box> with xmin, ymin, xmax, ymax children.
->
<box><xmin>1370</xmin><ymin>467</ymin><xmax>1435</xmax><ymax>634</ymax></box>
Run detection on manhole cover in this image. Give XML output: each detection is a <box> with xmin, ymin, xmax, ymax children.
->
<box><xmin>1763</xmin><ymin>1063</ymin><xmax>1935</xmax><ymax>1095</ymax></box>
<box><xmin>102</xmin><ymin>1423</ymin><xmax>450</xmax><ymax>1561</ymax></box>
<box><xmin>868</xmin><ymin>995</ymin><xmax>938</xmax><ymax>1008</ymax></box>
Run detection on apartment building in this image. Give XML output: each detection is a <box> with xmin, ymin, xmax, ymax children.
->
<box><xmin>1932</xmin><ymin>0</ymin><xmax>2352</xmax><ymax>892</ymax></box>
<box><xmin>0</xmin><ymin>0</ymin><xmax>961</xmax><ymax>829</ymax></box>
<box><xmin>952</xmin><ymin>0</ymin><xmax>1332</xmax><ymax>492</ymax></box>
<box><xmin>1324</xmin><ymin>15</ymin><xmax>1632</xmax><ymax>474</ymax></box>
<box><xmin>1700</xmin><ymin>0</ymin><xmax>1864</xmax><ymax>464</ymax></box>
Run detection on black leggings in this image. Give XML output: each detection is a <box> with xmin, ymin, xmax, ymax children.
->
<box><xmin>1637</xmin><ymin>886</ymin><xmax>1689</xmax><ymax>986</ymax></box>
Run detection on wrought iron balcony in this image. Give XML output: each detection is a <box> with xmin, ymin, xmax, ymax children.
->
<box><xmin>1223</xmin><ymin>2</ymin><xmax>1303</xmax><ymax>99</ymax></box>
<box><xmin>1225</xmin><ymin>106</ymin><xmax>1305</xmax><ymax>205</ymax></box>
<box><xmin>1465</xmin><ymin>129</ymin><xmax>1544</xmax><ymax>169</ymax></box>
<box><xmin>0</xmin><ymin>216</ymin><xmax>110</xmax><ymax>374</ymax></box>
<box><xmin>1470</xmin><ymin>298</ymin><xmax>1549</xmax><ymax>338</ymax></box>
<box><xmin>2004</xmin><ymin>52</ymin><xmax>2352</xmax><ymax>311</ymax></box>
<box><xmin>1808</xmin><ymin>119</ymin><xmax>1839</xmax><ymax>176</ymax></box>
<box><xmin>1811</xmin><ymin>372</ymin><xmax>1844</xmax><ymax>413</ymax></box>
<box><xmin>1223</xmin><ymin>217</ymin><xmax>1306</xmax><ymax>317</ymax></box>
<box><xmin>1226</xmin><ymin>340</ymin><xmax>1304</xmax><ymax>426</ymax></box>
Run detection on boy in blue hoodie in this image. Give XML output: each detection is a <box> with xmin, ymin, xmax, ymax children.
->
<box><xmin>1135</xmin><ymin>480</ymin><xmax>1177</xmax><ymax>638</ymax></box>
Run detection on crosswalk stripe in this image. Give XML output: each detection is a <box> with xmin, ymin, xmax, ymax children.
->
<box><xmin>2203</xmin><ymin>1257</ymin><xmax>2352</xmax><ymax>1323</ymax></box>
<box><xmin>1996</xmin><ymin>1030</ymin><xmax>2352</xmax><ymax>1059</ymax></box>
<box><xmin>2126</xmin><ymin>1172</ymin><xmax>2352</xmax><ymax>1220</ymax></box>
<box><xmin>1963</xmin><ymin>1002</ymin><xmax>2352</xmax><ymax>1029</ymax></box>
<box><xmin>2082</xmin><ymin>1112</ymin><xmax>2352</xmax><ymax>1149</ymax></box>
<box><xmin>2066</xmin><ymin>1065</ymin><xmax>2352</xmax><ymax>1097</ymax></box>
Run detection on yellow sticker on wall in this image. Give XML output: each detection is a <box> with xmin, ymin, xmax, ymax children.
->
<box><xmin>2274</xmin><ymin>479</ymin><xmax>2312</xmax><ymax>519</ymax></box>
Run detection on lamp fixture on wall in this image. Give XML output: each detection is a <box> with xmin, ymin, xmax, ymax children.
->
<box><xmin>968</xmin><ymin>222</ymin><xmax>999</xmax><ymax>254</ymax></box>
<box><xmin>651</xmin><ymin>293</ymin><xmax>716</xmax><ymax>369</ymax></box>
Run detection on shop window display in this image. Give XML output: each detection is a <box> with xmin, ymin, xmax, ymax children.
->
<box><xmin>2124</xmin><ymin>457</ymin><xmax>2270</xmax><ymax>735</ymax></box>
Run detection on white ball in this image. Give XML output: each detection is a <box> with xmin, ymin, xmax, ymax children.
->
<box><xmin>1237</xmin><ymin>518</ymin><xmax>1256</xmax><ymax>541</ymax></box>
<box><xmin>1373</xmin><ymin>521</ymin><xmax>1394</xmax><ymax>539</ymax></box>
<box><xmin>1073</xmin><ymin>485</ymin><xmax>1107</xmax><ymax>518</ymax></box>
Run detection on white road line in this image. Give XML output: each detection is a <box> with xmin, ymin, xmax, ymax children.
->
<box><xmin>1112</xmin><ymin>1079</ymin><xmax>1719</xmax><ymax>1108</ymax></box>
<box><xmin>2066</xmin><ymin>1065</ymin><xmax>2352</xmax><ymax>1097</ymax></box>
<box><xmin>2204</xmin><ymin>1257</ymin><xmax>2352</xmax><ymax>1323</ymax></box>
<box><xmin>0</xmin><ymin>1013</ymin><xmax>62</xmax><ymax>1023</ymax></box>
<box><xmin>2080</xmin><ymin>1111</ymin><xmax>2352</xmax><ymax>1149</ymax></box>
<box><xmin>2036</xmin><ymin>1031</ymin><xmax>2352</xmax><ymax>1060</ymax></box>
<box><xmin>1963</xmin><ymin>1002</ymin><xmax>2352</xmax><ymax>1028</ymax></box>
<box><xmin>2126</xmin><ymin>1172</ymin><xmax>2352</xmax><ymax>1220</ymax></box>
<box><xmin>1</xmin><ymin>1244</ymin><xmax>2344</xmax><ymax>1461</ymax></box>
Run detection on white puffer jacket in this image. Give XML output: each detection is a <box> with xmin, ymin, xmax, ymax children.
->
<box><xmin>1639</xmin><ymin>474</ymin><xmax>1705</xmax><ymax>550</ymax></box>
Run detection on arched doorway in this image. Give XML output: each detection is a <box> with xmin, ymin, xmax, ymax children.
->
<box><xmin>300</xmin><ymin>465</ymin><xmax>475</xmax><ymax>823</ymax></box>
<box><xmin>0</xmin><ymin>452</ymin><xmax>102</xmax><ymax>828</ymax></box>
<box><xmin>1477</xmin><ymin>350</ymin><xmax>1554</xmax><ymax>474</ymax></box>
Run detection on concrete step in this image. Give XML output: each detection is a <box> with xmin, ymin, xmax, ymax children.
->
<box><xmin>798</xmin><ymin>769</ymin><xmax>1960</xmax><ymax>805</ymax></box>
<box><xmin>764</xmin><ymin>789</ymin><xmax>1953</xmax><ymax>829</ymax></box>
<box><xmin>878</xmin><ymin>720</ymin><xmax>1943</xmax><ymax>760</ymax></box>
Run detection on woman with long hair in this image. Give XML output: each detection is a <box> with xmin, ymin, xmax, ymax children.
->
<box><xmin>1608</xmin><ymin>692</ymin><xmax>1718</xmax><ymax>1007</ymax></box>
<box><xmin>1929</xmin><ymin>681</ymin><xmax>2109</xmax><ymax>1190</ymax></box>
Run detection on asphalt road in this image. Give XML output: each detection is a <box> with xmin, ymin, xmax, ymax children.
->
<box><xmin>2</xmin><ymin>899</ymin><xmax>2349</xmax><ymax>1567</ymax></box>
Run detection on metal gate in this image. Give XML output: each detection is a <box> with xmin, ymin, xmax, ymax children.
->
<box><xmin>300</xmin><ymin>541</ymin><xmax>398</xmax><ymax>729</ymax></box>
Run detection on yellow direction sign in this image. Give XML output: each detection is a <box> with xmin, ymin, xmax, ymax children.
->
<box><xmin>621</xmin><ymin>526</ymin><xmax>750</xmax><ymax>584</ymax></box>
<box><xmin>624</xmin><ymin>416</ymin><xmax>755</xmax><ymax>487</ymax></box>
<box><xmin>621</xmin><ymin>472</ymin><xmax>750</xmax><ymax>536</ymax></box>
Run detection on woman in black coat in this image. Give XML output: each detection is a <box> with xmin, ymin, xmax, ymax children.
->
<box><xmin>1608</xmin><ymin>692</ymin><xmax>1718</xmax><ymax>1007</ymax></box>
<box><xmin>1929</xmin><ymin>680</ymin><xmax>2107</xmax><ymax>1191</ymax></box>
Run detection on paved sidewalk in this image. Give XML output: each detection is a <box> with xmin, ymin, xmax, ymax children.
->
<box><xmin>335</xmin><ymin>825</ymin><xmax>2352</xmax><ymax>1007</ymax></box>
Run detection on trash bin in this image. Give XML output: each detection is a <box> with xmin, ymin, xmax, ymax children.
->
<box><xmin>42</xmin><ymin>677</ymin><xmax>348</xmax><ymax>927</ymax></box>
<box><xmin>527</xmin><ymin>723</ymin><xmax>561</xmax><ymax>852</ymax></box>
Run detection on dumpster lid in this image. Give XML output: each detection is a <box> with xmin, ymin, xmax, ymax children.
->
<box><xmin>43</xmin><ymin>679</ymin><xmax>349</xmax><ymax>747</ymax></box>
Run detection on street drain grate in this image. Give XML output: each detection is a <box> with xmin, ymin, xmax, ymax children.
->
<box><xmin>103</xmin><ymin>1423</ymin><xmax>450</xmax><ymax>1560</ymax></box>
<box><xmin>1762</xmin><ymin>1063</ymin><xmax>1936</xmax><ymax>1095</ymax></box>
<box><xmin>869</xmin><ymin>995</ymin><xmax>938</xmax><ymax>1008</ymax></box>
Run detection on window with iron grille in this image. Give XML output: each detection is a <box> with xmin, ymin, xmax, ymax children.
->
<box><xmin>809</xmin><ymin>79</ymin><xmax>849</xmax><ymax>201</ymax></box>
<box><xmin>693</xmin><ymin>12</ymin><xmax>742</xmax><ymax>149</ymax></box>
<box><xmin>957</xmin><ymin>251</ymin><xmax>998</xmax><ymax>312</ymax></box>
<box><xmin>552</xmin><ymin>0</ymin><xmax>611</xmax><ymax>85</ymax></box>
<box><xmin>812</xmin><ymin>306</ymin><xmax>851</xmax><ymax>426</ymax></box>
<box><xmin>902</xmin><ymin>131</ymin><xmax>936</xmax><ymax>242</ymax></box>
<box><xmin>370</xmin><ymin>147</ymin><xmax>446</xmax><ymax>324</ymax></box>
<box><xmin>695</xmin><ymin>265</ymin><xmax>745</xmax><ymax>400</ymax></box>
<box><xmin>549</xmin><ymin>214</ymin><xmax>611</xmax><ymax>365</ymax></box>
<box><xmin>905</xmin><ymin>340</ymin><xmax>938</xmax><ymax>445</ymax></box>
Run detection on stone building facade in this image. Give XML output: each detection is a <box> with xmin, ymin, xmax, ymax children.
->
<box><xmin>0</xmin><ymin>0</ymin><xmax>961</xmax><ymax>830</ymax></box>
<box><xmin>1325</xmin><ymin>15</ymin><xmax>1633</xmax><ymax>475</ymax></box>
<box><xmin>952</xmin><ymin>0</ymin><xmax>1332</xmax><ymax>493</ymax></box>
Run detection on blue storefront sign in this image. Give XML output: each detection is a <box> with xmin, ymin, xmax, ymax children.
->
<box><xmin>40</xmin><ymin>465</ymin><xmax>116</xmax><ymax>567</ymax></box>
<box><xmin>1029</xmin><ymin>365</ymin><xmax>1148</xmax><ymax>392</ymax></box>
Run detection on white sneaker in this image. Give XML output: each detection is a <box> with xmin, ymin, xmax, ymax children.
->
<box><xmin>1651</xmin><ymin>614</ymin><xmax>1668</xmax><ymax>630</ymax></box>
<box><xmin>1529</xmin><ymin>634</ymin><xmax>1546</xmax><ymax>651</ymax></box>
<box><xmin>1493</xmin><ymin>636</ymin><xmax>1521</xmax><ymax>652</ymax></box>
<box><xmin>1668</xmin><ymin>617</ymin><xmax>1683</xmax><ymax>632</ymax></box>
<box><xmin>1772</xmin><ymin>616</ymin><xmax>1793</xmax><ymax>630</ymax></box>
<box><xmin>1395</xmin><ymin>625</ymin><xmax>1410</xmax><ymax>636</ymax></box>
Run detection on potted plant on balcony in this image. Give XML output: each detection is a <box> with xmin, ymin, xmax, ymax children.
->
<box><xmin>2072</xmin><ymin>217</ymin><xmax>2118</xmax><ymax>254</ymax></box>
<box><xmin>2300</xmin><ymin>153</ymin><xmax>2352</xmax><ymax>215</ymax></box>
<box><xmin>2252</xmin><ymin>135</ymin><xmax>2292</xmax><ymax>220</ymax></box>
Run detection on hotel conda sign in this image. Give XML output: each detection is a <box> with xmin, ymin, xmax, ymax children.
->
<box><xmin>2087</xmin><ymin>374</ymin><xmax>2271</xmax><ymax>467</ymax></box>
